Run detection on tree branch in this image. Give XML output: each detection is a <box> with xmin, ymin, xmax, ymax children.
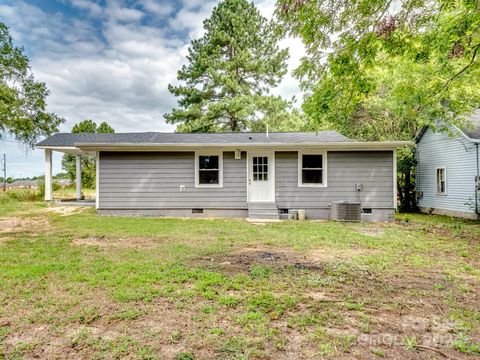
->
<box><xmin>437</xmin><ymin>42</ymin><xmax>480</xmax><ymax>94</ymax></box>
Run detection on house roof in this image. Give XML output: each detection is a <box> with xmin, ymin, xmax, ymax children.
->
<box><xmin>36</xmin><ymin>131</ymin><xmax>351</xmax><ymax>147</ymax></box>
<box><xmin>36</xmin><ymin>131</ymin><xmax>411</xmax><ymax>152</ymax></box>
<box><xmin>416</xmin><ymin>110</ymin><xmax>480</xmax><ymax>143</ymax></box>
<box><xmin>462</xmin><ymin>110</ymin><xmax>480</xmax><ymax>140</ymax></box>
<box><xmin>8</xmin><ymin>180</ymin><xmax>41</xmax><ymax>186</ymax></box>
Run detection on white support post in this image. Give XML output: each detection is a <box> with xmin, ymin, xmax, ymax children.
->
<box><xmin>45</xmin><ymin>149</ymin><xmax>53</xmax><ymax>201</ymax></box>
<box><xmin>95</xmin><ymin>151</ymin><xmax>99</xmax><ymax>209</ymax></box>
<box><xmin>393</xmin><ymin>149</ymin><xmax>397</xmax><ymax>210</ymax></box>
<box><xmin>75</xmin><ymin>155</ymin><xmax>82</xmax><ymax>200</ymax></box>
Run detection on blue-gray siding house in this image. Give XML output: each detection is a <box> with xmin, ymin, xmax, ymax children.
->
<box><xmin>36</xmin><ymin>131</ymin><xmax>409</xmax><ymax>221</ymax></box>
<box><xmin>415</xmin><ymin>112</ymin><xmax>480</xmax><ymax>219</ymax></box>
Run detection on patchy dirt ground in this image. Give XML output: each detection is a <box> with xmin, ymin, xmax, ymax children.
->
<box><xmin>41</xmin><ymin>205</ymin><xmax>90</xmax><ymax>216</ymax></box>
<box><xmin>190</xmin><ymin>246</ymin><xmax>479</xmax><ymax>359</ymax></box>
<box><xmin>0</xmin><ymin>216</ymin><xmax>49</xmax><ymax>235</ymax></box>
<box><xmin>195</xmin><ymin>247</ymin><xmax>380</xmax><ymax>274</ymax></box>
<box><xmin>73</xmin><ymin>235</ymin><xmax>158</xmax><ymax>248</ymax></box>
<box><xmin>0</xmin><ymin>203</ymin><xmax>479</xmax><ymax>359</ymax></box>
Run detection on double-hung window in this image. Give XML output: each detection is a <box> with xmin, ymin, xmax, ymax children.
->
<box><xmin>436</xmin><ymin>166</ymin><xmax>446</xmax><ymax>195</ymax></box>
<box><xmin>298</xmin><ymin>151</ymin><xmax>327</xmax><ymax>187</ymax></box>
<box><xmin>195</xmin><ymin>152</ymin><xmax>223</xmax><ymax>187</ymax></box>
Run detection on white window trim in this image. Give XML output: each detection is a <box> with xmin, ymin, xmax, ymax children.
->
<box><xmin>436</xmin><ymin>165</ymin><xmax>447</xmax><ymax>195</ymax></box>
<box><xmin>195</xmin><ymin>151</ymin><xmax>223</xmax><ymax>188</ymax></box>
<box><xmin>298</xmin><ymin>150</ymin><xmax>328</xmax><ymax>187</ymax></box>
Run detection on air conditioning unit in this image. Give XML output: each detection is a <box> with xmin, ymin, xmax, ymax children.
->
<box><xmin>330</xmin><ymin>201</ymin><xmax>361</xmax><ymax>222</ymax></box>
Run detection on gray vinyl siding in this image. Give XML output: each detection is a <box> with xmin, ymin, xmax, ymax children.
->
<box><xmin>98</xmin><ymin>151</ymin><xmax>247</xmax><ymax>209</ymax></box>
<box><xmin>275</xmin><ymin>151</ymin><xmax>394</xmax><ymax>209</ymax></box>
<box><xmin>98</xmin><ymin>150</ymin><xmax>395</xmax><ymax>212</ymax></box>
<box><xmin>417</xmin><ymin>128</ymin><xmax>477</xmax><ymax>214</ymax></box>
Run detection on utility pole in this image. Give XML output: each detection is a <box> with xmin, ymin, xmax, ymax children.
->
<box><xmin>1</xmin><ymin>154</ymin><xmax>5</xmax><ymax>191</ymax></box>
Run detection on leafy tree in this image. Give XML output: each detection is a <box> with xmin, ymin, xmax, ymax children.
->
<box><xmin>61</xmin><ymin>120</ymin><xmax>114</xmax><ymax>189</ymax></box>
<box><xmin>276</xmin><ymin>0</ymin><xmax>480</xmax><ymax>210</ymax></box>
<box><xmin>0</xmin><ymin>22</ymin><xmax>63</xmax><ymax>147</ymax></box>
<box><xmin>166</xmin><ymin>0</ymin><xmax>303</xmax><ymax>132</ymax></box>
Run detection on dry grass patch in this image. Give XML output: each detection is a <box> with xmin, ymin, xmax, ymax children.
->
<box><xmin>72</xmin><ymin>235</ymin><xmax>158</xmax><ymax>248</ymax></box>
<box><xmin>194</xmin><ymin>246</ymin><xmax>381</xmax><ymax>278</ymax></box>
<box><xmin>41</xmin><ymin>205</ymin><xmax>90</xmax><ymax>216</ymax></box>
<box><xmin>0</xmin><ymin>216</ymin><xmax>49</xmax><ymax>235</ymax></box>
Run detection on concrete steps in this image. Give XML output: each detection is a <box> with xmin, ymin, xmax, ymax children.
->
<box><xmin>248</xmin><ymin>202</ymin><xmax>279</xmax><ymax>220</ymax></box>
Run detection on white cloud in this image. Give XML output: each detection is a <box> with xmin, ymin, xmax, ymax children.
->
<box><xmin>106</xmin><ymin>2</ymin><xmax>145</xmax><ymax>23</ymax></box>
<box><xmin>140</xmin><ymin>0</ymin><xmax>175</xmax><ymax>18</ymax></box>
<box><xmin>168</xmin><ymin>1</ymin><xmax>217</xmax><ymax>39</ymax></box>
<box><xmin>69</xmin><ymin>0</ymin><xmax>104</xmax><ymax>17</ymax></box>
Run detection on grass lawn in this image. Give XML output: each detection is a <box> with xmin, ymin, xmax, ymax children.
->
<box><xmin>0</xmin><ymin>191</ymin><xmax>479</xmax><ymax>359</ymax></box>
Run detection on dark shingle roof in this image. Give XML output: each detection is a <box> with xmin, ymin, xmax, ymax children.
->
<box><xmin>36</xmin><ymin>132</ymin><xmax>159</xmax><ymax>147</ymax></box>
<box><xmin>36</xmin><ymin>131</ymin><xmax>351</xmax><ymax>147</ymax></box>
<box><xmin>462</xmin><ymin>110</ymin><xmax>480</xmax><ymax>140</ymax></box>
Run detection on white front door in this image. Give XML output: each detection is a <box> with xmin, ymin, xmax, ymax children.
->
<box><xmin>248</xmin><ymin>151</ymin><xmax>275</xmax><ymax>202</ymax></box>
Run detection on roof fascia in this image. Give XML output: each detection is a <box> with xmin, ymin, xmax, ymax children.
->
<box><xmin>415</xmin><ymin>126</ymin><xmax>429</xmax><ymax>143</ymax></box>
<box><xmin>35</xmin><ymin>145</ymin><xmax>84</xmax><ymax>155</ymax></box>
<box><xmin>75</xmin><ymin>141</ymin><xmax>412</xmax><ymax>152</ymax></box>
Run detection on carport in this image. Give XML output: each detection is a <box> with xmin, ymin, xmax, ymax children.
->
<box><xmin>36</xmin><ymin>134</ymin><xmax>98</xmax><ymax>204</ymax></box>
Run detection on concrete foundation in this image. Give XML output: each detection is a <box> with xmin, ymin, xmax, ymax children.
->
<box><xmin>98</xmin><ymin>207</ymin><xmax>395</xmax><ymax>221</ymax></box>
<box><xmin>98</xmin><ymin>208</ymin><xmax>249</xmax><ymax>218</ymax></box>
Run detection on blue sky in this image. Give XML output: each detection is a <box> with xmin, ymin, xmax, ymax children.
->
<box><xmin>0</xmin><ymin>0</ymin><xmax>304</xmax><ymax>178</ymax></box>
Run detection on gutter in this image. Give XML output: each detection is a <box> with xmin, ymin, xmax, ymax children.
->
<box><xmin>72</xmin><ymin>141</ymin><xmax>412</xmax><ymax>152</ymax></box>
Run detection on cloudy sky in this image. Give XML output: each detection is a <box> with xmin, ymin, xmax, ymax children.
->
<box><xmin>0</xmin><ymin>0</ymin><xmax>305</xmax><ymax>178</ymax></box>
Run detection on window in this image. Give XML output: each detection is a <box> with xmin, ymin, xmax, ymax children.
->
<box><xmin>195</xmin><ymin>152</ymin><xmax>223</xmax><ymax>187</ymax></box>
<box><xmin>298</xmin><ymin>151</ymin><xmax>327</xmax><ymax>187</ymax></box>
<box><xmin>436</xmin><ymin>167</ymin><xmax>446</xmax><ymax>195</ymax></box>
<box><xmin>253</xmin><ymin>156</ymin><xmax>268</xmax><ymax>181</ymax></box>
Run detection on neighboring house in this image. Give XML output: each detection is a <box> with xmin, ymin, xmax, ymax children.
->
<box><xmin>55</xmin><ymin>179</ymin><xmax>73</xmax><ymax>188</ymax></box>
<box><xmin>6</xmin><ymin>180</ymin><xmax>40</xmax><ymax>190</ymax></box>
<box><xmin>36</xmin><ymin>131</ymin><xmax>409</xmax><ymax>221</ymax></box>
<box><xmin>415</xmin><ymin>112</ymin><xmax>480</xmax><ymax>219</ymax></box>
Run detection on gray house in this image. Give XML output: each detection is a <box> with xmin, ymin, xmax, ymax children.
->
<box><xmin>415</xmin><ymin>112</ymin><xmax>480</xmax><ymax>219</ymax></box>
<box><xmin>36</xmin><ymin>131</ymin><xmax>409</xmax><ymax>221</ymax></box>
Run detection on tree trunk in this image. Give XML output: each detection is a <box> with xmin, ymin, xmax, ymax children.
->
<box><xmin>397</xmin><ymin>179</ymin><xmax>403</xmax><ymax>206</ymax></box>
<box><xmin>398</xmin><ymin>168</ymin><xmax>416</xmax><ymax>212</ymax></box>
<box><xmin>404</xmin><ymin>170</ymin><xmax>412</xmax><ymax>211</ymax></box>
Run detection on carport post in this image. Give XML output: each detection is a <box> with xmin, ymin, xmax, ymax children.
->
<box><xmin>75</xmin><ymin>155</ymin><xmax>82</xmax><ymax>200</ymax></box>
<box><xmin>45</xmin><ymin>149</ymin><xmax>53</xmax><ymax>201</ymax></box>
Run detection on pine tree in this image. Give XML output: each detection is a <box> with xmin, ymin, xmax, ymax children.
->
<box><xmin>165</xmin><ymin>0</ymin><xmax>296</xmax><ymax>132</ymax></box>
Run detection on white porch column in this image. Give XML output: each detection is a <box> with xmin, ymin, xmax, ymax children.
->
<box><xmin>75</xmin><ymin>155</ymin><xmax>82</xmax><ymax>200</ymax></box>
<box><xmin>44</xmin><ymin>149</ymin><xmax>52</xmax><ymax>201</ymax></box>
<box><xmin>95</xmin><ymin>151</ymin><xmax>99</xmax><ymax>209</ymax></box>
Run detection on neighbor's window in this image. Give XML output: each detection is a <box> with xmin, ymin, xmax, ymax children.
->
<box><xmin>196</xmin><ymin>153</ymin><xmax>222</xmax><ymax>187</ymax></box>
<box><xmin>299</xmin><ymin>152</ymin><xmax>326</xmax><ymax>186</ymax></box>
<box><xmin>436</xmin><ymin>167</ymin><xmax>446</xmax><ymax>195</ymax></box>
